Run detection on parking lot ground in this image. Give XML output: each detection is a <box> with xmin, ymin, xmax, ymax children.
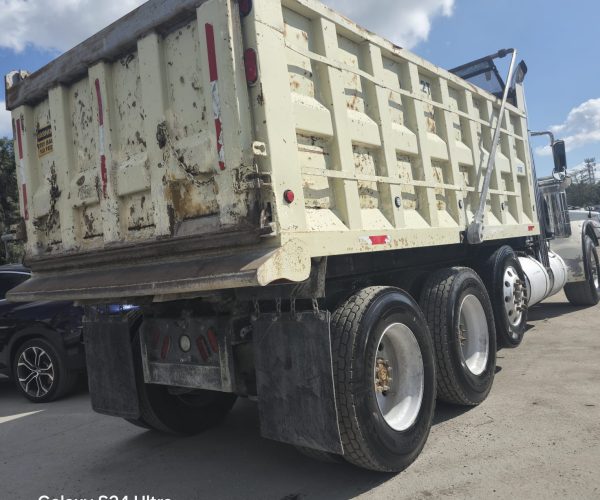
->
<box><xmin>1</xmin><ymin>292</ymin><xmax>599</xmax><ymax>500</ymax></box>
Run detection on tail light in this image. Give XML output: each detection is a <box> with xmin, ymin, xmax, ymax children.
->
<box><xmin>197</xmin><ymin>336</ymin><xmax>210</xmax><ymax>362</ymax></box>
<box><xmin>160</xmin><ymin>336</ymin><xmax>171</xmax><ymax>360</ymax></box>
<box><xmin>239</xmin><ymin>0</ymin><xmax>253</xmax><ymax>17</ymax></box>
<box><xmin>207</xmin><ymin>328</ymin><xmax>219</xmax><ymax>353</ymax></box>
<box><xmin>244</xmin><ymin>48</ymin><xmax>259</xmax><ymax>86</ymax></box>
<box><xmin>284</xmin><ymin>189</ymin><xmax>295</xmax><ymax>204</ymax></box>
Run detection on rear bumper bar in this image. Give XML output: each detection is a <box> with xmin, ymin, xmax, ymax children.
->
<box><xmin>8</xmin><ymin>239</ymin><xmax>311</xmax><ymax>303</ymax></box>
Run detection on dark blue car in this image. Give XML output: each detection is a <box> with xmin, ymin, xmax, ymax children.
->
<box><xmin>0</xmin><ymin>264</ymin><xmax>86</xmax><ymax>402</ymax></box>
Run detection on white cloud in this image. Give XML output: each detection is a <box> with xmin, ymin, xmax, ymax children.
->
<box><xmin>324</xmin><ymin>0</ymin><xmax>455</xmax><ymax>48</ymax></box>
<box><xmin>0</xmin><ymin>0</ymin><xmax>146</xmax><ymax>53</ymax></box>
<box><xmin>0</xmin><ymin>103</ymin><xmax>12</xmax><ymax>139</ymax></box>
<box><xmin>536</xmin><ymin>98</ymin><xmax>600</xmax><ymax>156</ymax></box>
<box><xmin>0</xmin><ymin>0</ymin><xmax>454</xmax><ymax>54</ymax></box>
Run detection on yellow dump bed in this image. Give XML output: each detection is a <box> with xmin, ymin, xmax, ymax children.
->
<box><xmin>5</xmin><ymin>0</ymin><xmax>538</xmax><ymax>302</ymax></box>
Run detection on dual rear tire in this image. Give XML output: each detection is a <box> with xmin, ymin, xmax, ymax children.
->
<box><xmin>420</xmin><ymin>268</ymin><xmax>497</xmax><ymax>406</ymax></box>
<box><xmin>330</xmin><ymin>287</ymin><xmax>436</xmax><ymax>472</ymax></box>
<box><xmin>326</xmin><ymin>272</ymin><xmax>496</xmax><ymax>471</ymax></box>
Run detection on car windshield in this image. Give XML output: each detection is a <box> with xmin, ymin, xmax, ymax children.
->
<box><xmin>0</xmin><ymin>272</ymin><xmax>30</xmax><ymax>300</ymax></box>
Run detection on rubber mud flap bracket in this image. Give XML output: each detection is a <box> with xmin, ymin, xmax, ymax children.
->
<box><xmin>252</xmin><ymin>311</ymin><xmax>343</xmax><ymax>454</ymax></box>
<box><xmin>84</xmin><ymin>318</ymin><xmax>140</xmax><ymax>419</ymax></box>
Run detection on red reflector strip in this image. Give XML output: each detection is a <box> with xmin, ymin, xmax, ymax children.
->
<box><xmin>207</xmin><ymin>329</ymin><xmax>219</xmax><ymax>354</ymax></box>
<box><xmin>15</xmin><ymin>119</ymin><xmax>29</xmax><ymax>220</ymax></box>
<box><xmin>94</xmin><ymin>79</ymin><xmax>104</xmax><ymax>126</ymax></box>
<box><xmin>360</xmin><ymin>235</ymin><xmax>391</xmax><ymax>245</ymax></box>
<box><xmin>528</xmin><ymin>225</ymin><xmax>536</xmax><ymax>232</ymax></box>
<box><xmin>100</xmin><ymin>156</ymin><xmax>108</xmax><ymax>198</ymax></box>
<box><xmin>21</xmin><ymin>184</ymin><xmax>29</xmax><ymax>222</ymax></box>
<box><xmin>244</xmin><ymin>48</ymin><xmax>258</xmax><ymax>85</ymax></box>
<box><xmin>15</xmin><ymin>119</ymin><xmax>23</xmax><ymax>159</ymax></box>
<box><xmin>94</xmin><ymin>78</ymin><xmax>108</xmax><ymax>198</ymax></box>
<box><xmin>205</xmin><ymin>23</ymin><xmax>226</xmax><ymax>171</ymax></box>
<box><xmin>197</xmin><ymin>336</ymin><xmax>210</xmax><ymax>362</ymax></box>
<box><xmin>205</xmin><ymin>23</ymin><xmax>219</xmax><ymax>82</ymax></box>
<box><xmin>151</xmin><ymin>330</ymin><xmax>161</xmax><ymax>350</ymax></box>
<box><xmin>160</xmin><ymin>336</ymin><xmax>171</xmax><ymax>360</ymax></box>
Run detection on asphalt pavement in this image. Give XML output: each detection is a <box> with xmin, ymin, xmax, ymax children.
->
<box><xmin>1</xmin><ymin>292</ymin><xmax>599</xmax><ymax>500</ymax></box>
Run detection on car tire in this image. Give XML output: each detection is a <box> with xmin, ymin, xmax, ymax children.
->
<box><xmin>564</xmin><ymin>235</ymin><xmax>600</xmax><ymax>306</ymax></box>
<box><xmin>12</xmin><ymin>338</ymin><xmax>78</xmax><ymax>403</ymax></box>
<box><xmin>126</xmin><ymin>334</ymin><xmax>237</xmax><ymax>435</ymax></box>
<box><xmin>331</xmin><ymin>287</ymin><xmax>436</xmax><ymax>472</ymax></box>
<box><xmin>420</xmin><ymin>267</ymin><xmax>497</xmax><ymax>406</ymax></box>
<box><xmin>479</xmin><ymin>246</ymin><xmax>528</xmax><ymax>348</ymax></box>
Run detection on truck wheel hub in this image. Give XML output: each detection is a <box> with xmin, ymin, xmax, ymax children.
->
<box><xmin>373</xmin><ymin>323</ymin><xmax>424</xmax><ymax>431</ymax></box>
<box><xmin>504</xmin><ymin>266</ymin><xmax>525</xmax><ymax>328</ymax></box>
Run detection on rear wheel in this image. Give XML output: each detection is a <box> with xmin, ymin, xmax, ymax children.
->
<box><xmin>564</xmin><ymin>235</ymin><xmax>600</xmax><ymax>306</ymax></box>
<box><xmin>331</xmin><ymin>287</ymin><xmax>436</xmax><ymax>472</ymax></box>
<box><xmin>479</xmin><ymin>246</ymin><xmax>528</xmax><ymax>348</ymax></box>
<box><xmin>420</xmin><ymin>268</ymin><xmax>496</xmax><ymax>406</ymax></box>
<box><xmin>13</xmin><ymin>338</ymin><xmax>78</xmax><ymax>403</ymax></box>
<box><xmin>126</xmin><ymin>335</ymin><xmax>237</xmax><ymax>435</ymax></box>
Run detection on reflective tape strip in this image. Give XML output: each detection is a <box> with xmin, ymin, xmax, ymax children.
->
<box><xmin>360</xmin><ymin>235</ymin><xmax>391</xmax><ymax>246</ymax></box>
<box><xmin>15</xmin><ymin>118</ymin><xmax>29</xmax><ymax>220</ymax></box>
<box><xmin>205</xmin><ymin>23</ymin><xmax>226</xmax><ymax>171</ymax></box>
<box><xmin>94</xmin><ymin>79</ymin><xmax>108</xmax><ymax>197</ymax></box>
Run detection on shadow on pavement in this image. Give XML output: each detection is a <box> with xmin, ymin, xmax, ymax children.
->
<box><xmin>91</xmin><ymin>399</ymin><xmax>394</xmax><ymax>500</ymax></box>
<box><xmin>527</xmin><ymin>301</ymin><xmax>587</xmax><ymax>322</ymax></box>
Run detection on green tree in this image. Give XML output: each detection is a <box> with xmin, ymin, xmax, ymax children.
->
<box><xmin>0</xmin><ymin>137</ymin><xmax>24</xmax><ymax>264</ymax></box>
<box><xmin>566</xmin><ymin>181</ymin><xmax>600</xmax><ymax>209</ymax></box>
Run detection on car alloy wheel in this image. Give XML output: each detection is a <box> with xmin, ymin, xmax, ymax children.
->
<box><xmin>17</xmin><ymin>346</ymin><xmax>56</xmax><ymax>399</ymax></box>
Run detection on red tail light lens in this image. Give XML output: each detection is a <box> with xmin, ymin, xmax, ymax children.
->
<box><xmin>244</xmin><ymin>48</ymin><xmax>258</xmax><ymax>86</ymax></box>
<box><xmin>207</xmin><ymin>328</ymin><xmax>219</xmax><ymax>353</ymax></box>
<box><xmin>197</xmin><ymin>336</ymin><xmax>210</xmax><ymax>362</ymax></box>
<box><xmin>160</xmin><ymin>336</ymin><xmax>171</xmax><ymax>360</ymax></box>
<box><xmin>284</xmin><ymin>189</ymin><xmax>295</xmax><ymax>204</ymax></box>
<box><xmin>239</xmin><ymin>0</ymin><xmax>253</xmax><ymax>17</ymax></box>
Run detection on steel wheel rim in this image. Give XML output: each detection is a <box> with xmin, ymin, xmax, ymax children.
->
<box><xmin>374</xmin><ymin>322</ymin><xmax>424</xmax><ymax>432</ymax></box>
<box><xmin>503</xmin><ymin>266</ymin><xmax>525</xmax><ymax>329</ymax></box>
<box><xmin>17</xmin><ymin>346</ymin><xmax>55</xmax><ymax>398</ymax></box>
<box><xmin>458</xmin><ymin>294</ymin><xmax>489</xmax><ymax>376</ymax></box>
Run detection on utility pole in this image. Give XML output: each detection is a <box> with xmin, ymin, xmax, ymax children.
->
<box><xmin>584</xmin><ymin>157</ymin><xmax>596</xmax><ymax>184</ymax></box>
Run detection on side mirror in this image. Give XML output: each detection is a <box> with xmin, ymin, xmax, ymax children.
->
<box><xmin>552</xmin><ymin>140</ymin><xmax>567</xmax><ymax>181</ymax></box>
<box><xmin>515</xmin><ymin>60</ymin><xmax>528</xmax><ymax>85</ymax></box>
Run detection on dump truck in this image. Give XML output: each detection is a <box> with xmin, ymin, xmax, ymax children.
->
<box><xmin>4</xmin><ymin>0</ymin><xmax>599</xmax><ymax>473</ymax></box>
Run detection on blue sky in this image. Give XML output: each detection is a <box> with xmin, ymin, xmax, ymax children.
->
<box><xmin>1</xmin><ymin>0</ymin><xmax>598</xmax><ymax>177</ymax></box>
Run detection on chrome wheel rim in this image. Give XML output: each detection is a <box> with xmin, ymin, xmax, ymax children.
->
<box><xmin>458</xmin><ymin>295</ymin><xmax>489</xmax><ymax>376</ymax></box>
<box><xmin>374</xmin><ymin>323</ymin><xmax>424</xmax><ymax>432</ymax></box>
<box><xmin>17</xmin><ymin>346</ymin><xmax>55</xmax><ymax>398</ymax></box>
<box><xmin>503</xmin><ymin>266</ymin><xmax>526</xmax><ymax>329</ymax></box>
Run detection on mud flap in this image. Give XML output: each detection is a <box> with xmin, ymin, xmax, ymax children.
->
<box><xmin>84</xmin><ymin>318</ymin><xmax>140</xmax><ymax>419</ymax></box>
<box><xmin>253</xmin><ymin>311</ymin><xmax>343</xmax><ymax>454</ymax></box>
